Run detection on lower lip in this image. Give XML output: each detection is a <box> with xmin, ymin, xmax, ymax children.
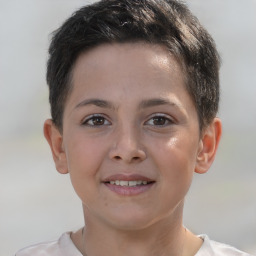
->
<box><xmin>104</xmin><ymin>183</ymin><xmax>155</xmax><ymax>196</ymax></box>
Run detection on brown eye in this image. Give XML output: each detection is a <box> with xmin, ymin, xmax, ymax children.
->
<box><xmin>145</xmin><ymin>114</ymin><xmax>173</xmax><ymax>127</ymax></box>
<box><xmin>152</xmin><ymin>116</ymin><xmax>168</xmax><ymax>126</ymax></box>
<box><xmin>92</xmin><ymin>116</ymin><xmax>105</xmax><ymax>125</ymax></box>
<box><xmin>82</xmin><ymin>115</ymin><xmax>110</xmax><ymax>126</ymax></box>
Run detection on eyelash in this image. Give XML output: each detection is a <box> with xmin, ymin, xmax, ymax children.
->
<box><xmin>81</xmin><ymin>113</ymin><xmax>174</xmax><ymax>127</ymax></box>
<box><xmin>81</xmin><ymin>114</ymin><xmax>111</xmax><ymax>127</ymax></box>
<box><xmin>145</xmin><ymin>114</ymin><xmax>174</xmax><ymax>127</ymax></box>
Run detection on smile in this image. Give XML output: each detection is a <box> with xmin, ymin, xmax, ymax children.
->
<box><xmin>103</xmin><ymin>177</ymin><xmax>155</xmax><ymax>196</ymax></box>
<box><xmin>107</xmin><ymin>180</ymin><xmax>151</xmax><ymax>186</ymax></box>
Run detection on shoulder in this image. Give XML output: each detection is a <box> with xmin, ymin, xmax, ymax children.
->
<box><xmin>196</xmin><ymin>234</ymin><xmax>253</xmax><ymax>256</ymax></box>
<box><xmin>15</xmin><ymin>232</ymin><xmax>82</xmax><ymax>256</ymax></box>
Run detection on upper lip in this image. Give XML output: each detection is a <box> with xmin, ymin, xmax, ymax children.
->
<box><xmin>102</xmin><ymin>174</ymin><xmax>154</xmax><ymax>182</ymax></box>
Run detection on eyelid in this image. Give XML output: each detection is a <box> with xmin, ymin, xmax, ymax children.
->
<box><xmin>81</xmin><ymin>114</ymin><xmax>111</xmax><ymax>126</ymax></box>
<box><xmin>144</xmin><ymin>113</ymin><xmax>175</xmax><ymax>125</ymax></box>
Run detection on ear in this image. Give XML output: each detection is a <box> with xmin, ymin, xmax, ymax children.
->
<box><xmin>43</xmin><ymin>119</ymin><xmax>68</xmax><ymax>174</ymax></box>
<box><xmin>195</xmin><ymin>118</ymin><xmax>222</xmax><ymax>174</ymax></box>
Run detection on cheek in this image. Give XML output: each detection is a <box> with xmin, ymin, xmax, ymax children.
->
<box><xmin>65</xmin><ymin>134</ymin><xmax>103</xmax><ymax>172</ymax></box>
<box><xmin>63</xmin><ymin>134</ymin><xmax>108</xmax><ymax>196</ymax></box>
<box><xmin>150</xmin><ymin>135</ymin><xmax>198</xmax><ymax>183</ymax></box>
<box><xmin>64</xmin><ymin>136</ymin><xmax>105</xmax><ymax>204</ymax></box>
<box><xmin>145</xmin><ymin>135</ymin><xmax>198</xmax><ymax>216</ymax></box>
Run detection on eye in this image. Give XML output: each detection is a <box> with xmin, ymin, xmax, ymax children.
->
<box><xmin>82</xmin><ymin>114</ymin><xmax>111</xmax><ymax>126</ymax></box>
<box><xmin>145</xmin><ymin>114</ymin><xmax>174</xmax><ymax>127</ymax></box>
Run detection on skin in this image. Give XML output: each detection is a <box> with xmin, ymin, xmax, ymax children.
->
<box><xmin>44</xmin><ymin>42</ymin><xmax>222</xmax><ymax>256</ymax></box>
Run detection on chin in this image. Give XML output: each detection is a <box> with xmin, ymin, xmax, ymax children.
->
<box><xmin>103</xmin><ymin>208</ymin><xmax>163</xmax><ymax>231</ymax></box>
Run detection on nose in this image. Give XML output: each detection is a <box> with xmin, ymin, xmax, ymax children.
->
<box><xmin>108</xmin><ymin>125</ymin><xmax>147</xmax><ymax>164</ymax></box>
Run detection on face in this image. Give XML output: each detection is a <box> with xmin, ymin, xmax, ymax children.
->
<box><xmin>48</xmin><ymin>43</ymin><xmax>210</xmax><ymax>230</ymax></box>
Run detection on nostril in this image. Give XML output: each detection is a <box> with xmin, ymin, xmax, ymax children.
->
<box><xmin>113</xmin><ymin>155</ymin><xmax>141</xmax><ymax>162</ymax></box>
<box><xmin>110</xmin><ymin>148</ymin><xmax>147</xmax><ymax>163</ymax></box>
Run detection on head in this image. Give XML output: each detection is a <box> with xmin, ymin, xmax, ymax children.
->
<box><xmin>46</xmin><ymin>0</ymin><xmax>220</xmax><ymax>132</ymax></box>
<box><xmin>44</xmin><ymin>0</ymin><xmax>222</xmax><ymax>230</ymax></box>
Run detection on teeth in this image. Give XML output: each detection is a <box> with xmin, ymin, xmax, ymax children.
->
<box><xmin>120</xmin><ymin>181</ymin><xmax>128</xmax><ymax>186</ymax></box>
<box><xmin>128</xmin><ymin>181</ymin><xmax>137</xmax><ymax>186</ymax></box>
<box><xmin>108</xmin><ymin>180</ymin><xmax>149</xmax><ymax>186</ymax></box>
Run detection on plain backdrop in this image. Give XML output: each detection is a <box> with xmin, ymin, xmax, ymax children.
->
<box><xmin>0</xmin><ymin>0</ymin><xmax>255</xmax><ymax>255</ymax></box>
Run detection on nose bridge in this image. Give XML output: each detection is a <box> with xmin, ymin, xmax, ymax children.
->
<box><xmin>109</xmin><ymin>120</ymin><xmax>146</xmax><ymax>163</ymax></box>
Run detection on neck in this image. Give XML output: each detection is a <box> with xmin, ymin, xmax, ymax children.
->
<box><xmin>80</xmin><ymin>204</ymin><xmax>189</xmax><ymax>256</ymax></box>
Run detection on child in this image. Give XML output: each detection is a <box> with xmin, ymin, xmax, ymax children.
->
<box><xmin>16</xmin><ymin>0</ymin><xmax>253</xmax><ymax>255</ymax></box>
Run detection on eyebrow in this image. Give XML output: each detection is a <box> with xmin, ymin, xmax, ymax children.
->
<box><xmin>75</xmin><ymin>99</ymin><xmax>115</xmax><ymax>110</ymax></box>
<box><xmin>138</xmin><ymin>98</ymin><xmax>181</xmax><ymax>109</ymax></box>
<box><xmin>74</xmin><ymin>97</ymin><xmax>181</xmax><ymax>111</ymax></box>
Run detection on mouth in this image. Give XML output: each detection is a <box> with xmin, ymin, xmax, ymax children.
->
<box><xmin>105</xmin><ymin>180</ymin><xmax>154</xmax><ymax>187</ymax></box>
<box><xmin>102</xmin><ymin>174</ymin><xmax>155</xmax><ymax>196</ymax></box>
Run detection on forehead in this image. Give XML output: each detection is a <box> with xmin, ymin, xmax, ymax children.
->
<box><xmin>68</xmin><ymin>42</ymin><xmax>192</xmax><ymax>109</ymax></box>
<box><xmin>73</xmin><ymin>43</ymin><xmax>184</xmax><ymax>86</ymax></box>
<box><xmin>77</xmin><ymin>42</ymin><xmax>175</xmax><ymax>68</ymax></box>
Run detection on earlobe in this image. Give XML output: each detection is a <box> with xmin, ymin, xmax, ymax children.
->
<box><xmin>195</xmin><ymin>118</ymin><xmax>222</xmax><ymax>174</ymax></box>
<box><xmin>43</xmin><ymin>119</ymin><xmax>68</xmax><ymax>174</ymax></box>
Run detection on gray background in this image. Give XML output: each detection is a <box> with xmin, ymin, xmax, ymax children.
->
<box><xmin>0</xmin><ymin>0</ymin><xmax>255</xmax><ymax>255</ymax></box>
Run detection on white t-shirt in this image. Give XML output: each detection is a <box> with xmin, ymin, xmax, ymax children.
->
<box><xmin>15</xmin><ymin>232</ymin><xmax>253</xmax><ymax>256</ymax></box>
